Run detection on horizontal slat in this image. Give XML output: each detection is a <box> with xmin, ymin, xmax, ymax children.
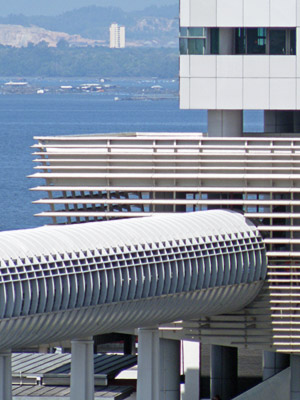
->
<box><xmin>32</xmin><ymin>142</ymin><xmax>300</xmax><ymax>150</ymax></box>
<box><xmin>28</xmin><ymin>172</ymin><xmax>300</xmax><ymax>179</ymax></box>
<box><xmin>32</xmin><ymin>199</ymin><xmax>300</xmax><ymax>206</ymax></box>
<box><xmin>33</xmin><ymin>150</ymin><xmax>300</xmax><ymax>158</ymax></box>
<box><xmin>34</xmin><ymin>212</ymin><xmax>153</xmax><ymax>218</ymax></box>
<box><xmin>32</xmin><ymin>158</ymin><xmax>300</xmax><ymax>164</ymax></box>
<box><xmin>34</xmin><ymin>165</ymin><xmax>300</xmax><ymax>172</ymax></box>
<box><xmin>30</xmin><ymin>186</ymin><xmax>300</xmax><ymax>193</ymax></box>
<box><xmin>30</xmin><ymin>133</ymin><xmax>300</xmax><ymax>352</ymax></box>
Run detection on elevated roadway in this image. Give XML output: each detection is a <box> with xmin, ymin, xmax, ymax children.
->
<box><xmin>0</xmin><ymin>210</ymin><xmax>267</xmax><ymax>399</ymax></box>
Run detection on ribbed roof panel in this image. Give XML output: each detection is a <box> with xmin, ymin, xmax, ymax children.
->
<box><xmin>0</xmin><ymin>211</ymin><xmax>266</xmax><ymax>349</ymax></box>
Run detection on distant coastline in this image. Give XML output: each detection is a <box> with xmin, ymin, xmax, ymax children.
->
<box><xmin>0</xmin><ymin>46</ymin><xmax>178</xmax><ymax>78</ymax></box>
<box><xmin>0</xmin><ymin>77</ymin><xmax>179</xmax><ymax>100</ymax></box>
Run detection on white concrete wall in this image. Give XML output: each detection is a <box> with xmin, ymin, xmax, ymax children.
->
<box><xmin>233</xmin><ymin>367</ymin><xmax>290</xmax><ymax>400</ymax></box>
<box><xmin>180</xmin><ymin>0</ymin><xmax>299</xmax><ymax>27</ymax></box>
<box><xmin>179</xmin><ymin>0</ymin><xmax>300</xmax><ymax>110</ymax></box>
<box><xmin>180</xmin><ymin>54</ymin><xmax>298</xmax><ymax>110</ymax></box>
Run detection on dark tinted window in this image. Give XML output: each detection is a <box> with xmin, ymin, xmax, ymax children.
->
<box><xmin>188</xmin><ymin>38</ymin><xmax>206</xmax><ymax>54</ymax></box>
<box><xmin>179</xmin><ymin>38</ymin><xmax>188</xmax><ymax>54</ymax></box>
<box><xmin>210</xmin><ymin>28</ymin><xmax>219</xmax><ymax>54</ymax></box>
<box><xmin>247</xmin><ymin>28</ymin><xmax>266</xmax><ymax>54</ymax></box>
<box><xmin>290</xmin><ymin>29</ymin><xmax>296</xmax><ymax>54</ymax></box>
<box><xmin>235</xmin><ymin>28</ymin><xmax>246</xmax><ymax>54</ymax></box>
<box><xmin>270</xmin><ymin>29</ymin><xmax>286</xmax><ymax>54</ymax></box>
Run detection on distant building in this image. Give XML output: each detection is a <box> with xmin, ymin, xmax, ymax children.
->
<box><xmin>109</xmin><ymin>23</ymin><xmax>125</xmax><ymax>48</ymax></box>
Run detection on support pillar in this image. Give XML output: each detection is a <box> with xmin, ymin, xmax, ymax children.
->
<box><xmin>291</xmin><ymin>355</ymin><xmax>300</xmax><ymax>400</ymax></box>
<box><xmin>160</xmin><ymin>339</ymin><xmax>180</xmax><ymax>400</ymax></box>
<box><xmin>70</xmin><ymin>337</ymin><xmax>94</xmax><ymax>400</ymax></box>
<box><xmin>219</xmin><ymin>28</ymin><xmax>235</xmax><ymax>54</ymax></box>
<box><xmin>137</xmin><ymin>329</ymin><xmax>180</xmax><ymax>400</ymax></box>
<box><xmin>207</xmin><ymin>110</ymin><xmax>243</xmax><ymax>137</ymax></box>
<box><xmin>210</xmin><ymin>345</ymin><xmax>237</xmax><ymax>400</ymax></box>
<box><xmin>0</xmin><ymin>350</ymin><xmax>12</xmax><ymax>400</ymax></box>
<box><xmin>263</xmin><ymin>351</ymin><xmax>290</xmax><ymax>380</ymax></box>
<box><xmin>137</xmin><ymin>329</ymin><xmax>160</xmax><ymax>400</ymax></box>
<box><xmin>180</xmin><ymin>341</ymin><xmax>200</xmax><ymax>400</ymax></box>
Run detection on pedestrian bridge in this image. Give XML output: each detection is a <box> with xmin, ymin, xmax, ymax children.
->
<box><xmin>0</xmin><ymin>210</ymin><xmax>267</xmax><ymax>350</ymax></box>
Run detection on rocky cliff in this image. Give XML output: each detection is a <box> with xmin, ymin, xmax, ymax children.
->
<box><xmin>0</xmin><ymin>24</ymin><xmax>105</xmax><ymax>47</ymax></box>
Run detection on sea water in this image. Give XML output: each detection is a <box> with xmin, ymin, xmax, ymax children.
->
<box><xmin>0</xmin><ymin>79</ymin><xmax>262</xmax><ymax>231</ymax></box>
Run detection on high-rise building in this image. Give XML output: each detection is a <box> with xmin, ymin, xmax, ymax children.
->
<box><xmin>179</xmin><ymin>0</ymin><xmax>300</xmax><ymax>137</ymax></box>
<box><xmin>109</xmin><ymin>23</ymin><xmax>125</xmax><ymax>49</ymax></box>
<box><xmin>29</xmin><ymin>1</ymin><xmax>300</xmax><ymax>399</ymax></box>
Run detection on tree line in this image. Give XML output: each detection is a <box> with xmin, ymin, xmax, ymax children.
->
<box><xmin>0</xmin><ymin>45</ymin><xmax>178</xmax><ymax>78</ymax></box>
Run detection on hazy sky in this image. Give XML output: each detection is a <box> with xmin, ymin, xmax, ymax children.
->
<box><xmin>0</xmin><ymin>0</ymin><xmax>176</xmax><ymax>16</ymax></box>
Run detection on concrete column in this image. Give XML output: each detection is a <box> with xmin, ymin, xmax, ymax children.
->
<box><xmin>160</xmin><ymin>339</ymin><xmax>180</xmax><ymax>400</ymax></box>
<box><xmin>219</xmin><ymin>28</ymin><xmax>234</xmax><ymax>54</ymax></box>
<box><xmin>137</xmin><ymin>329</ymin><xmax>180</xmax><ymax>400</ymax></box>
<box><xmin>137</xmin><ymin>328</ymin><xmax>160</xmax><ymax>400</ymax></box>
<box><xmin>70</xmin><ymin>337</ymin><xmax>94</xmax><ymax>400</ymax></box>
<box><xmin>210</xmin><ymin>345</ymin><xmax>237</xmax><ymax>400</ymax></box>
<box><xmin>291</xmin><ymin>355</ymin><xmax>300</xmax><ymax>400</ymax></box>
<box><xmin>208</xmin><ymin>110</ymin><xmax>243</xmax><ymax>137</ymax></box>
<box><xmin>0</xmin><ymin>350</ymin><xmax>12</xmax><ymax>400</ymax></box>
<box><xmin>263</xmin><ymin>351</ymin><xmax>290</xmax><ymax>380</ymax></box>
<box><xmin>180</xmin><ymin>341</ymin><xmax>200</xmax><ymax>400</ymax></box>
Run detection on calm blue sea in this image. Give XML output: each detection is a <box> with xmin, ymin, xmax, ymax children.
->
<box><xmin>0</xmin><ymin>78</ymin><xmax>262</xmax><ymax>231</ymax></box>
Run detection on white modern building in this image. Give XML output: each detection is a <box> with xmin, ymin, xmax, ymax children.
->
<box><xmin>179</xmin><ymin>0</ymin><xmax>300</xmax><ymax>137</ymax></box>
<box><xmin>20</xmin><ymin>1</ymin><xmax>300</xmax><ymax>400</ymax></box>
<box><xmin>109</xmin><ymin>23</ymin><xmax>125</xmax><ymax>49</ymax></box>
<box><xmin>0</xmin><ymin>211</ymin><xmax>266</xmax><ymax>400</ymax></box>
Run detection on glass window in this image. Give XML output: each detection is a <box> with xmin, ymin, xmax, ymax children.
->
<box><xmin>210</xmin><ymin>28</ymin><xmax>219</xmax><ymax>54</ymax></box>
<box><xmin>188</xmin><ymin>38</ymin><xmax>206</xmax><ymax>54</ymax></box>
<box><xmin>270</xmin><ymin>29</ymin><xmax>286</xmax><ymax>54</ymax></box>
<box><xmin>290</xmin><ymin>29</ymin><xmax>296</xmax><ymax>55</ymax></box>
<box><xmin>180</xmin><ymin>27</ymin><xmax>296</xmax><ymax>56</ymax></box>
<box><xmin>179</xmin><ymin>38</ymin><xmax>188</xmax><ymax>54</ymax></box>
<box><xmin>188</xmin><ymin>27</ymin><xmax>206</xmax><ymax>37</ymax></box>
<box><xmin>235</xmin><ymin>28</ymin><xmax>246</xmax><ymax>54</ymax></box>
<box><xmin>179</xmin><ymin>27</ymin><xmax>207</xmax><ymax>54</ymax></box>
<box><xmin>247</xmin><ymin>28</ymin><xmax>266</xmax><ymax>54</ymax></box>
<box><xmin>179</xmin><ymin>27</ymin><xmax>188</xmax><ymax>37</ymax></box>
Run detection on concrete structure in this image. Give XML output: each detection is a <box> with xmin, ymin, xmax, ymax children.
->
<box><xmin>0</xmin><ymin>210</ymin><xmax>266</xmax><ymax>400</ymax></box>
<box><xmin>178</xmin><ymin>1</ymin><xmax>300</xmax><ymax>394</ymax></box>
<box><xmin>0</xmin><ymin>210</ymin><xmax>265</xmax><ymax>349</ymax></box>
<box><xmin>23</xmin><ymin>1</ymin><xmax>300</xmax><ymax>398</ymax></box>
<box><xmin>109</xmin><ymin>23</ymin><xmax>125</xmax><ymax>49</ymax></box>
<box><xmin>30</xmin><ymin>132</ymin><xmax>300</xmax><ymax>398</ymax></box>
<box><xmin>137</xmin><ymin>329</ymin><xmax>181</xmax><ymax>400</ymax></box>
<box><xmin>179</xmin><ymin>0</ymin><xmax>300</xmax><ymax>137</ymax></box>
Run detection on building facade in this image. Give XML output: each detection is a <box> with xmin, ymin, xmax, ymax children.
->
<box><xmin>109</xmin><ymin>23</ymin><xmax>125</xmax><ymax>49</ymax></box>
<box><xmin>27</xmin><ymin>1</ymin><xmax>300</xmax><ymax>399</ymax></box>
<box><xmin>30</xmin><ymin>133</ymin><xmax>300</xmax><ymax>353</ymax></box>
<box><xmin>180</xmin><ymin>0</ymin><xmax>300</xmax><ymax>136</ymax></box>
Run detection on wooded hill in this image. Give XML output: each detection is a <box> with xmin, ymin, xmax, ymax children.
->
<box><xmin>0</xmin><ymin>5</ymin><xmax>178</xmax><ymax>47</ymax></box>
<box><xmin>0</xmin><ymin>45</ymin><xmax>178</xmax><ymax>78</ymax></box>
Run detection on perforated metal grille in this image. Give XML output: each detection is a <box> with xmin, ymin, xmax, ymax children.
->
<box><xmin>0</xmin><ymin>211</ymin><xmax>266</xmax><ymax>348</ymax></box>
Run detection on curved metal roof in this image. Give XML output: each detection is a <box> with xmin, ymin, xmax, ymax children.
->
<box><xmin>1</xmin><ymin>210</ymin><xmax>257</xmax><ymax>257</ymax></box>
<box><xmin>0</xmin><ymin>210</ymin><xmax>267</xmax><ymax>349</ymax></box>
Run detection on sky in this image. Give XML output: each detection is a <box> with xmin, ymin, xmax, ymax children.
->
<box><xmin>0</xmin><ymin>0</ymin><xmax>176</xmax><ymax>16</ymax></box>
